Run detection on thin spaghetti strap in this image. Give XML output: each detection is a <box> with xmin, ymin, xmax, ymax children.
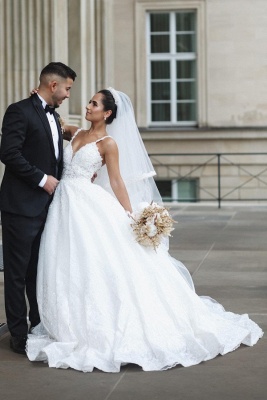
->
<box><xmin>95</xmin><ymin>136</ymin><xmax>113</xmax><ymax>144</ymax></box>
<box><xmin>71</xmin><ymin>128</ymin><xmax>83</xmax><ymax>142</ymax></box>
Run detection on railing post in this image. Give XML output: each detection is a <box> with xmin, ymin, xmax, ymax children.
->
<box><xmin>217</xmin><ymin>154</ymin><xmax>221</xmax><ymax>208</ymax></box>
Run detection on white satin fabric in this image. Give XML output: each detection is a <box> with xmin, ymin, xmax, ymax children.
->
<box><xmin>26</xmin><ymin>133</ymin><xmax>263</xmax><ymax>372</ymax></box>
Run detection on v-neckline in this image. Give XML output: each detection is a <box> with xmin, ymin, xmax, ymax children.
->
<box><xmin>70</xmin><ymin>141</ymin><xmax>99</xmax><ymax>161</ymax></box>
<box><xmin>70</xmin><ymin>130</ymin><xmax>109</xmax><ymax>161</ymax></box>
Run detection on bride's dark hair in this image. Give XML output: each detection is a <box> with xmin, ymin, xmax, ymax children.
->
<box><xmin>98</xmin><ymin>89</ymin><xmax>117</xmax><ymax>124</ymax></box>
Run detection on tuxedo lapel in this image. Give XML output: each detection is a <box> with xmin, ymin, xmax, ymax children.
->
<box><xmin>54</xmin><ymin>113</ymin><xmax>63</xmax><ymax>161</ymax></box>
<box><xmin>31</xmin><ymin>94</ymin><xmax>61</xmax><ymax>160</ymax></box>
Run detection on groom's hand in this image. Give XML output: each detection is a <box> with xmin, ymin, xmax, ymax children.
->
<box><xmin>43</xmin><ymin>175</ymin><xmax>59</xmax><ymax>195</ymax></box>
<box><xmin>91</xmin><ymin>173</ymin><xmax>97</xmax><ymax>183</ymax></box>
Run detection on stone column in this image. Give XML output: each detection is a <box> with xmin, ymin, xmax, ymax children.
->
<box><xmin>94</xmin><ymin>0</ymin><xmax>115</xmax><ymax>90</ymax></box>
<box><xmin>0</xmin><ymin>0</ymin><xmax>57</xmax><ymax>120</ymax></box>
<box><xmin>0</xmin><ymin>0</ymin><xmax>61</xmax><ymax>178</ymax></box>
<box><xmin>51</xmin><ymin>0</ymin><xmax>69</xmax><ymax>117</ymax></box>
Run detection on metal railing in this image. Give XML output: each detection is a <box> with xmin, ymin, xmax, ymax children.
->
<box><xmin>149</xmin><ymin>152</ymin><xmax>267</xmax><ymax>208</ymax></box>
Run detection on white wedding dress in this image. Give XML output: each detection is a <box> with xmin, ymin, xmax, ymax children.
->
<box><xmin>27</xmin><ymin>130</ymin><xmax>263</xmax><ymax>372</ymax></box>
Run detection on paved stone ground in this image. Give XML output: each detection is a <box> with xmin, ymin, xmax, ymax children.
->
<box><xmin>0</xmin><ymin>205</ymin><xmax>266</xmax><ymax>400</ymax></box>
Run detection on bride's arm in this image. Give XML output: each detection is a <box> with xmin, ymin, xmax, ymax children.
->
<box><xmin>103</xmin><ymin>140</ymin><xmax>133</xmax><ymax>214</ymax></box>
<box><xmin>61</xmin><ymin>125</ymin><xmax>79</xmax><ymax>141</ymax></box>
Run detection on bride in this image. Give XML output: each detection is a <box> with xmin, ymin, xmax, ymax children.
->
<box><xmin>26</xmin><ymin>88</ymin><xmax>263</xmax><ymax>372</ymax></box>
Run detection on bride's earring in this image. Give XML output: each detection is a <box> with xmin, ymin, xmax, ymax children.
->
<box><xmin>104</xmin><ymin>116</ymin><xmax>107</xmax><ymax>121</ymax></box>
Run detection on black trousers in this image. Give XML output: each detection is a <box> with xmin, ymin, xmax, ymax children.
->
<box><xmin>1</xmin><ymin>207</ymin><xmax>48</xmax><ymax>337</ymax></box>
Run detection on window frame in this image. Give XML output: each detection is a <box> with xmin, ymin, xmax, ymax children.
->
<box><xmin>147</xmin><ymin>11</ymin><xmax>197</xmax><ymax>126</ymax></box>
<box><xmin>135</xmin><ymin>0</ymin><xmax>207</xmax><ymax>129</ymax></box>
<box><xmin>155</xmin><ymin>178</ymin><xmax>199</xmax><ymax>202</ymax></box>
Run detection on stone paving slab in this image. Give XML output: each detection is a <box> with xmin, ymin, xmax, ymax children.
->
<box><xmin>0</xmin><ymin>205</ymin><xmax>266</xmax><ymax>400</ymax></box>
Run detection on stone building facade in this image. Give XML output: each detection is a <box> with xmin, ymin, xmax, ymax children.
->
<box><xmin>1</xmin><ymin>0</ymin><xmax>267</xmax><ymax>203</ymax></box>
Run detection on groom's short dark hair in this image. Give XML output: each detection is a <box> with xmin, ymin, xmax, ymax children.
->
<box><xmin>40</xmin><ymin>62</ymin><xmax>77</xmax><ymax>81</ymax></box>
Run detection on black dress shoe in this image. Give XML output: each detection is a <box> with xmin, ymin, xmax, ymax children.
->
<box><xmin>10</xmin><ymin>336</ymin><xmax>27</xmax><ymax>355</ymax></box>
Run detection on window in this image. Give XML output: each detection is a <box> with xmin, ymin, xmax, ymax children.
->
<box><xmin>156</xmin><ymin>179</ymin><xmax>198</xmax><ymax>202</ymax></box>
<box><xmin>147</xmin><ymin>11</ymin><xmax>197</xmax><ymax>126</ymax></box>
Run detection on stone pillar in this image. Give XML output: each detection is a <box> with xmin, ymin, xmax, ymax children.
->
<box><xmin>0</xmin><ymin>0</ymin><xmax>60</xmax><ymax>178</ymax></box>
<box><xmin>95</xmin><ymin>0</ymin><xmax>115</xmax><ymax>90</ymax></box>
<box><xmin>0</xmin><ymin>0</ymin><xmax>57</xmax><ymax>120</ymax></box>
<box><xmin>66</xmin><ymin>0</ymin><xmax>114</xmax><ymax>127</ymax></box>
<box><xmin>51</xmin><ymin>0</ymin><xmax>69</xmax><ymax>117</ymax></box>
<box><xmin>63</xmin><ymin>0</ymin><xmax>102</xmax><ymax>127</ymax></box>
<box><xmin>0</xmin><ymin>0</ymin><xmax>110</xmax><ymax>178</ymax></box>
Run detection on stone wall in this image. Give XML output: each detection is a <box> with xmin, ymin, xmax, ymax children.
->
<box><xmin>1</xmin><ymin>0</ymin><xmax>267</xmax><ymax>202</ymax></box>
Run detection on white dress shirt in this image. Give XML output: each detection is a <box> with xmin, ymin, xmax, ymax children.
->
<box><xmin>37</xmin><ymin>94</ymin><xmax>60</xmax><ymax>187</ymax></box>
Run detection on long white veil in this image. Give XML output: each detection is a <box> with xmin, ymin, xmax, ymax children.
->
<box><xmin>95</xmin><ymin>88</ymin><xmax>162</xmax><ymax>211</ymax></box>
<box><xmin>95</xmin><ymin>88</ymin><xmax>195</xmax><ymax>290</ymax></box>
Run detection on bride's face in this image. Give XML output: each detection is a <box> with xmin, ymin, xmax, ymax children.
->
<box><xmin>85</xmin><ymin>93</ymin><xmax>106</xmax><ymax>122</ymax></box>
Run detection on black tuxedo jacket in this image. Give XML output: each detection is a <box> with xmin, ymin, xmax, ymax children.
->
<box><xmin>0</xmin><ymin>93</ymin><xmax>64</xmax><ymax>217</ymax></box>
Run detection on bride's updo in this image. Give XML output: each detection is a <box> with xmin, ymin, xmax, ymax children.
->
<box><xmin>98</xmin><ymin>89</ymin><xmax>117</xmax><ymax>124</ymax></box>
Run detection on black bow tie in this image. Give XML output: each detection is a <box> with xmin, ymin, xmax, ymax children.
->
<box><xmin>44</xmin><ymin>104</ymin><xmax>55</xmax><ymax>114</ymax></box>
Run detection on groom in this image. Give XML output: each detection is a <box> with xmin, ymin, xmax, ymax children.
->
<box><xmin>0</xmin><ymin>62</ymin><xmax>77</xmax><ymax>354</ymax></box>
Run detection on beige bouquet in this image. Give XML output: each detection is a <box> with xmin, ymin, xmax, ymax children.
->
<box><xmin>131</xmin><ymin>202</ymin><xmax>175</xmax><ymax>250</ymax></box>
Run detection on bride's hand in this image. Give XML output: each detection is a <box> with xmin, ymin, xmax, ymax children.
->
<box><xmin>126</xmin><ymin>211</ymin><xmax>134</xmax><ymax>219</ymax></box>
<box><xmin>29</xmin><ymin>88</ymin><xmax>39</xmax><ymax>96</ymax></box>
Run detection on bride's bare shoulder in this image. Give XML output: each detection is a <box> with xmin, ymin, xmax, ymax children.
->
<box><xmin>101</xmin><ymin>136</ymin><xmax>118</xmax><ymax>151</ymax></box>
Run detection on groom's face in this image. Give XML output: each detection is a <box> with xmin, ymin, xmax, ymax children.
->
<box><xmin>51</xmin><ymin>77</ymin><xmax>74</xmax><ymax>108</ymax></box>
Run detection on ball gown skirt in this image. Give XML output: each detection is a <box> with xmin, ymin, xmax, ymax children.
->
<box><xmin>26</xmin><ymin>133</ymin><xmax>263</xmax><ymax>372</ymax></box>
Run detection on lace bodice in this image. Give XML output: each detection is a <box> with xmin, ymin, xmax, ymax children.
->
<box><xmin>62</xmin><ymin>129</ymin><xmax>110</xmax><ymax>181</ymax></box>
